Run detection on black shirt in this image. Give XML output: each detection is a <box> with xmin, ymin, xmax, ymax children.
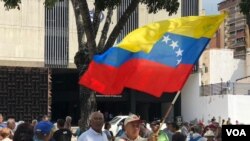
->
<box><xmin>53</xmin><ymin>129</ymin><xmax>72</xmax><ymax>141</ymax></box>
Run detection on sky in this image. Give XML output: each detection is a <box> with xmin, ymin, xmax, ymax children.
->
<box><xmin>202</xmin><ymin>0</ymin><xmax>222</xmax><ymax>15</ymax></box>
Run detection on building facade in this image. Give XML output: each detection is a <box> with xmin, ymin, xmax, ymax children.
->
<box><xmin>218</xmin><ymin>0</ymin><xmax>250</xmax><ymax>60</ymax></box>
<box><xmin>0</xmin><ymin>0</ymin><xmax>185</xmax><ymax>123</ymax></box>
<box><xmin>181</xmin><ymin>0</ymin><xmax>202</xmax><ymax>16</ymax></box>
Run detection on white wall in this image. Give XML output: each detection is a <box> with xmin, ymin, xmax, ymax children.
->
<box><xmin>201</xmin><ymin>49</ymin><xmax>246</xmax><ymax>84</ymax></box>
<box><xmin>138</xmin><ymin>1</ymin><xmax>181</xmax><ymax>27</ymax></box>
<box><xmin>247</xmin><ymin>48</ymin><xmax>250</xmax><ymax>76</ymax></box>
<box><xmin>182</xmin><ymin>49</ymin><xmax>250</xmax><ymax>124</ymax></box>
<box><xmin>182</xmin><ymin>73</ymin><xmax>250</xmax><ymax>125</ymax></box>
<box><xmin>209</xmin><ymin>49</ymin><xmax>245</xmax><ymax>83</ymax></box>
<box><xmin>182</xmin><ymin>73</ymin><xmax>229</xmax><ymax>124</ymax></box>
<box><xmin>0</xmin><ymin>0</ymin><xmax>44</xmax><ymax>65</ymax></box>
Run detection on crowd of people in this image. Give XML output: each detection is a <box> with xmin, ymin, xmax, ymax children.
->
<box><xmin>0</xmin><ymin>114</ymin><xmax>73</xmax><ymax>141</ymax></box>
<box><xmin>0</xmin><ymin>112</ymin><xmax>237</xmax><ymax>141</ymax></box>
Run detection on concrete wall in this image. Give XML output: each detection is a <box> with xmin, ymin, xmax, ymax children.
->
<box><xmin>210</xmin><ymin>49</ymin><xmax>245</xmax><ymax>83</ymax></box>
<box><xmin>247</xmin><ymin>48</ymin><xmax>250</xmax><ymax>76</ymax></box>
<box><xmin>228</xmin><ymin>95</ymin><xmax>250</xmax><ymax>124</ymax></box>
<box><xmin>182</xmin><ymin>73</ymin><xmax>250</xmax><ymax>124</ymax></box>
<box><xmin>200</xmin><ymin>49</ymin><xmax>246</xmax><ymax>84</ymax></box>
<box><xmin>138</xmin><ymin>2</ymin><xmax>181</xmax><ymax>27</ymax></box>
<box><xmin>68</xmin><ymin>1</ymin><xmax>78</xmax><ymax>67</ymax></box>
<box><xmin>182</xmin><ymin>49</ymin><xmax>250</xmax><ymax>125</ymax></box>
<box><xmin>0</xmin><ymin>0</ymin><xmax>45</xmax><ymax>67</ymax></box>
<box><xmin>181</xmin><ymin>73</ymin><xmax>230</xmax><ymax>124</ymax></box>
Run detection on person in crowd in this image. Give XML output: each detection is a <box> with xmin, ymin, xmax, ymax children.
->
<box><xmin>221</xmin><ymin>119</ymin><xmax>226</xmax><ymax>125</ymax></box>
<box><xmin>181</xmin><ymin>122</ymin><xmax>189</xmax><ymax>137</ymax></box>
<box><xmin>73</xmin><ymin>119</ymin><xmax>84</xmax><ymax>139</ymax></box>
<box><xmin>13</xmin><ymin>122</ymin><xmax>34</xmax><ymax>141</ymax></box>
<box><xmin>34</xmin><ymin>121</ymin><xmax>54</xmax><ymax>141</ymax></box>
<box><xmin>163</xmin><ymin>121</ymin><xmax>173</xmax><ymax>141</ymax></box>
<box><xmin>53</xmin><ymin>119</ymin><xmax>72</xmax><ymax>141</ymax></box>
<box><xmin>211</xmin><ymin>117</ymin><xmax>216</xmax><ymax>124</ymax></box>
<box><xmin>204</xmin><ymin>129</ymin><xmax>215</xmax><ymax>141</ymax></box>
<box><xmin>226</xmin><ymin>118</ymin><xmax>231</xmax><ymax>125</ymax></box>
<box><xmin>0</xmin><ymin>128</ymin><xmax>12</xmax><ymax>141</ymax></box>
<box><xmin>78</xmin><ymin>111</ymin><xmax>108</xmax><ymax>141</ymax></box>
<box><xmin>104</xmin><ymin>122</ymin><xmax>114</xmax><ymax>141</ymax></box>
<box><xmin>64</xmin><ymin>116</ymin><xmax>72</xmax><ymax>130</ymax></box>
<box><xmin>31</xmin><ymin>119</ymin><xmax>38</xmax><ymax>128</ymax></box>
<box><xmin>0</xmin><ymin>129</ymin><xmax>2</xmax><ymax>140</ymax></box>
<box><xmin>115</xmin><ymin>122</ymin><xmax>125</xmax><ymax>137</ymax></box>
<box><xmin>170</xmin><ymin>122</ymin><xmax>186</xmax><ymax>141</ymax></box>
<box><xmin>115</xmin><ymin>114</ymin><xmax>147</xmax><ymax>141</ymax></box>
<box><xmin>139</xmin><ymin>122</ymin><xmax>151</xmax><ymax>138</ymax></box>
<box><xmin>149</xmin><ymin>120</ymin><xmax>169</xmax><ymax>141</ymax></box>
<box><xmin>214</xmin><ymin>126</ymin><xmax>222</xmax><ymax>141</ymax></box>
<box><xmin>0</xmin><ymin>114</ymin><xmax>7</xmax><ymax>129</ymax></box>
<box><xmin>6</xmin><ymin>118</ymin><xmax>16</xmax><ymax>139</ymax></box>
<box><xmin>188</xmin><ymin>125</ymin><xmax>206</xmax><ymax>141</ymax></box>
<box><xmin>42</xmin><ymin>115</ymin><xmax>50</xmax><ymax>121</ymax></box>
<box><xmin>235</xmin><ymin>120</ymin><xmax>239</xmax><ymax>125</ymax></box>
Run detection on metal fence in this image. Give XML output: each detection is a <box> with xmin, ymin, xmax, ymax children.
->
<box><xmin>200</xmin><ymin>82</ymin><xmax>250</xmax><ymax>96</ymax></box>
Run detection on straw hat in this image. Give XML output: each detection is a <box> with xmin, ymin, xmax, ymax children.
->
<box><xmin>204</xmin><ymin>129</ymin><xmax>215</xmax><ymax>137</ymax></box>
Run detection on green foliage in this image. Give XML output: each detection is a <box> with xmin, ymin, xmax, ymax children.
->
<box><xmin>1</xmin><ymin>0</ymin><xmax>65</xmax><ymax>9</ymax></box>
<box><xmin>140</xmin><ymin>0</ymin><xmax>179</xmax><ymax>15</ymax></box>
<box><xmin>239</xmin><ymin>0</ymin><xmax>250</xmax><ymax>16</ymax></box>
<box><xmin>44</xmin><ymin>0</ymin><xmax>60</xmax><ymax>9</ymax></box>
<box><xmin>94</xmin><ymin>0</ymin><xmax>121</xmax><ymax>11</ymax></box>
<box><xmin>1</xmin><ymin>0</ymin><xmax>21</xmax><ymax>10</ymax></box>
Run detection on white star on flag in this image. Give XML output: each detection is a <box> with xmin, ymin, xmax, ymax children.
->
<box><xmin>170</xmin><ymin>41</ymin><xmax>178</xmax><ymax>50</ymax></box>
<box><xmin>177</xmin><ymin>58</ymin><xmax>182</xmax><ymax>65</ymax></box>
<box><xmin>176</xmin><ymin>48</ymin><xmax>183</xmax><ymax>57</ymax></box>
<box><xmin>162</xmin><ymin>35</ymin><xmax>171</xmax><ymax>44</ymax></box>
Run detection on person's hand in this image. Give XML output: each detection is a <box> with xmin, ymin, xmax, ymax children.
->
<box><xmin>148</xmin><ymin>133</ymin><xmax>158</xmax><ymax>141</ymax></box>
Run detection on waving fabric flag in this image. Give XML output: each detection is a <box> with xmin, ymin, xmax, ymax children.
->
<box><xmin>79</xmin><ymin>14</ymin><xmax>226</xmax><ymax>97</ymax></box>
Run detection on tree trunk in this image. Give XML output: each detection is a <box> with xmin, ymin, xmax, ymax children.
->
<box><xmin>77</xmin><ymin>0</ymin><xmax>97</xmax><ymax>58</ymax></box>
<box><xmin>103</xmin><ymin>0</ymin><xmax>140</xmax><ymax>52</ymax></box>
<box><xmin>71</xmin><ymin>0</ymin><xmax>97</xmax><ymax>132</ymax></box>
<box><xmin>79</xmin><ymin>86</ymin><xmax>97</xmax><ymax>131</ymax></box>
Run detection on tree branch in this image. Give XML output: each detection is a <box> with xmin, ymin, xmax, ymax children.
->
<box><xmin>97</xmin><ymin>8</ymin><xmax>113</xmax><ymax>52</ymax></box>
<box><xmin>77</xmin><ymin>0</ymin><xmax>96</xmax><ymax>58</ymax></box>
<box><xmin>103</xmin><ymin>0</ymin><xmax>140</xmax><ymax>52</ymax></box>
<box><xmin>92</xmin><ymin>8</ymin><xmax>101</xmax><ymax>38</ymax></box>
<box><xmin>71</xmin><ymin>0</ymin><xmax>85</xmax><ymax>50</ymax></box>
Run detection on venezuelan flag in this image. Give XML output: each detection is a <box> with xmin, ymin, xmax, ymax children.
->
<box><xmin>79</xmin><ymin>14</ymin><xmax>226</xmax><ymax>97</ymax></box>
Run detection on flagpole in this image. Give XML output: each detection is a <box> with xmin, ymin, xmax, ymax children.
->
<box><xmin>156</xmin><ymin>91</ymin><xmax>181</xmax><ymax>135</ymax></box>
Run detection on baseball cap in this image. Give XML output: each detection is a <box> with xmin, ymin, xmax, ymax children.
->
<box><xmin>35</xmin><ymin>121</ymin><xmax>54</xmax><ymax>135</ymax></box>
<box><xmin>124</xmin><ymin>114</ymin><xmax>143</xmax><ymax>126</ymax></box>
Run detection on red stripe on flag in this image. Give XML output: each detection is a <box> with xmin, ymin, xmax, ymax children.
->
<box><xmin>79</xmin><ymin>59</ymin><xmax>193</xmax><ymax>97</ymax></box>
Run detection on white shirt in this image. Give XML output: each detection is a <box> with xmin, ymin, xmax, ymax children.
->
<box><xmin>78</xmin><ymin>127</ymin><xmax>109</xmax><ymax>141</ymax></box>
<box><xmin>115</xmin><ymin>133</ymin><xmax>147</xmax><ymax>141</ymax></box>
<box><xmin>2</xmin><ymin>138</ymin><xmax>12</xmax><ymax>141</ymax></box>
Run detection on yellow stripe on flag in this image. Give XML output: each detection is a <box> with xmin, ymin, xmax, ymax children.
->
<box><xmin>117</xmin><ymin>14</ymin><xmax>226</xmax><ymax>53</ymax></box>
